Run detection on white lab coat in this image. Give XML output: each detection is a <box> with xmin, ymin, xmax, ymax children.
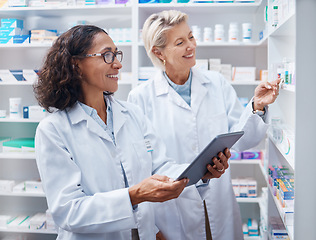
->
<box><xmin>128</xmin><ymin>69</ymin><xmax>269</xmax><ymax>240</ymax></box>
<box><xmin>35</xmin><ymin>97</ymin><xmax>187</xmax><ymax>240</ymax></box>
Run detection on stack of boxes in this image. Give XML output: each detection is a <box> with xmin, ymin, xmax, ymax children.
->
<box><xmin>30</xmin><ymin>29</ymin><xmax>58</xmax><ymax>44</ymax></box>
<box><xmin>268</xmin><ymin>165</ymin><xmax>294</xmax><ymax>226</ymax></box>
<box><xmin>232</xmin><ymin>178</ymin><xmax>257</xmax><ymax>198</ymax></box>
<box><xmin>0</xmin><ymin>18</ymin><xmax>29</xmax><ymax>44</ymax></box>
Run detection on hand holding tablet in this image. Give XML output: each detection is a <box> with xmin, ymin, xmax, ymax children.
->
<box><xmin>176</xmin><ymin>131</ymin><xmax>244</xmax><ymax>186</ymax></box>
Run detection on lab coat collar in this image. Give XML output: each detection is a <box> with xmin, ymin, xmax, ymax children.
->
<box><xmin>153</xmin><ymin>71</ymin><xmax>191</xmax><ymax>110</ymax></box>
<box><xmin>153</xmin><ymin>68</ymin><xmax>209</xmax><ymax>113</ymax></box>
<box><xmin>67</xmin><ymin>97</ymin><xmax>128</xmax><ymax>141</ymax></box>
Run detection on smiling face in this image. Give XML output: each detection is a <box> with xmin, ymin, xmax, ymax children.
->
<box><xmin>155</xmin><ymin>21</ymin><xmax>197</xmax><ymax>79</ymax></box>
<box><xmin>76</xmin><ymin>32</ymin><xmax>122</xmax><ymax>99</ymax></box>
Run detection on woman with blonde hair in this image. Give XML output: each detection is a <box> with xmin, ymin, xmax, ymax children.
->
<box><xmin>128</xmin><ymin>10</ymin><xmax>280</xmax><ymax>240</ymax></box>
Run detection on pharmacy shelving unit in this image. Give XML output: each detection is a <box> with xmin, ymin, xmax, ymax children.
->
<box><xmin>1</xmin><ymin>0</ymin><xmax>314</xmax><ymax>239</ymax></box>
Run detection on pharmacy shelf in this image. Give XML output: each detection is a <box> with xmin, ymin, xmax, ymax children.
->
<box><xmin>196</xmin><ymin>42</ymin><xmax>265</xmax><ymax>47</ymax></box>
<box><xmin>244</xmin><ymin>236</ymin><xmax>260</xmax><ymax>240</ymax></box>
<box><xmin>0</xmin><ymin>191</ymin><xmax>44</xmax><ymax>197</ymax></box>
<box><xmin>268</xmin><ymin>185</ymin><xmax>294</xmax><ymax>240</ymax></box>
<box><xmin>0</xmin><ymin>227</ymin><xmax>56</xmax><ymax>235</ymax></box>
<box><xmin>230</xmin><ymin>159</ymin><xmax>262</xmax><ymax>165</ymax></box>
<box><xmin>236</xmin><ymin>196</ymin><xmax>262</xmax><ymax>204</ymax></box>
<box><xmin>138</xmin><ymin>41</ymin><xmax>265</xmax><ymax>47</ymax></box>
<box><xmin>0</xmin><ymin>80</ymin><xmax>131</xmax><ymax>86</ymax></box>
<box><xmin>0</xmin><ymin>42</ymin><xmax>132</xmax><ymax>49</ymax></box>
<box><xmin>0</xmin><ymin>152</ymin><xmax>35</xmax><ymax>159</ymax></box>
<box><xmin>267</xmin><ymin>132</ymin><xmax>295</xmax><ymax>170</ymax></box>
<box><xmin>0</xmin><ymin>117</ymin><xmax>40</xmax><ymax>123</ymax></box>
<box><xmin>0</xmin><ymin>4</ymin><xmax>132</xmax><ymax>17</ymax></box>
<box><xmin>230</xmin><ymin>81</ymin><xmax>261</xmax><ymax>85</ymax></box>
<box><xmin>0</xmin><ymin>82</ymin><xmax>35</xmax><ymax>86</ymax></box>
<box><xmin>138</xmin><ymin>1</ymin><xmax>262</xmax><ymax>14</ymax></box>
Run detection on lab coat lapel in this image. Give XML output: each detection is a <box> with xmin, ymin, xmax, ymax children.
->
<box><xmin>110</xmin><ymin>99</ymin><xmax>127</xmax><ymax>137</ymax></box>
<box><xmin>191</xmin><ymin>68</ymin><xmax>208</xmax><ymax>115</ymax></box>
<box><xmin>154</xmin><ymin>71</ymin><xmax>191</xmax><ymax>110</ymax></box>
<box><xmin>68</xmin><ymin>102</ymin><xmax>113</xmax><ymax>142</ymax></box>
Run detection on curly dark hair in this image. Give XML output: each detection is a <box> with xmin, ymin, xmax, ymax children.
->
<box><xmin>33</xmin><ymin>25</ymin><xmax>107</xmax><ymax>112</ymax></box>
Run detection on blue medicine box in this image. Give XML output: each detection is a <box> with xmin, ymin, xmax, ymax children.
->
<box><xmin>0</xmin><ymin>27</ymin><xmax>22</xmax><ymax>36</ymax></box>
<box><xmin>13</xmin><ymin>35</ymin><xmax>29</xmax><ymax>44</ymax></box>
<box><xmin>1</xmin><ymin>19</ymin><xmax>24</xmax><ymax>29</ymax></box>
<box><xmin>0</xmin><ymin>36</ymin><xmax>13</xmax><ymax>44</ymax></box>
<box><xmin>10</xmin><ymin>70</ymin><xmax>25</xmax><ymax>81</ymax></box>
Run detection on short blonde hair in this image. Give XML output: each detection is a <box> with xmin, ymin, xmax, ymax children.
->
<box><xmin>142</xmin><ymin>10</ymin><xmax>188</xmax><ymax>70</ymax></box>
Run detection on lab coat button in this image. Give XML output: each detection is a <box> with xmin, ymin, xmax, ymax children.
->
<box><xmin>111</xmin><ymin>152</ymin><xmax>116</xmax><ymax>158</ymax></box>
<box><xmin>192</xmin><ymin>145</ymin><xmax>196</xmax><ymax>151</ymax></box>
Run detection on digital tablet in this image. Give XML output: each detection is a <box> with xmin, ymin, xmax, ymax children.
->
<box><xmin>176</xmin><ymin>131</ymin><xmax>244</xmax><ymax>186</ymax></box>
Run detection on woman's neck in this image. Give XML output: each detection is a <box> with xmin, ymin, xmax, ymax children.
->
<box><xmin>81</xmin><ymin>92</ymin><xmax>107</xmax><ymax>123</ymax></box>
<box><xmin>165</xmin><ymin>68</ymin><xmax>190</xmax><ymax>85</ymax></box>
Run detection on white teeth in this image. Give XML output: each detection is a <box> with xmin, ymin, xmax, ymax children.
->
<box><xmin>184</xmin><ymin>53</ymin><xmax>194</xmax><ymax>58</ymax></box>
<box><xmin>107</xmin><ymin>75</ymin><xmax>118</xmax><ymax>78</ymax></box>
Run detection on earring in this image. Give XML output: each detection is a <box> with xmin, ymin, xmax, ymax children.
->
<box><xmin>163</xmin><ymin>59</ymin><xmax>166</xmax><ymax>66</ymax></box>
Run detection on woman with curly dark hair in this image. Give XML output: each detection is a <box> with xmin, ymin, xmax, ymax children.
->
<box><xmin>34</xmin><ymin>25</ymin><xmax>228</xmax><ymax>240</ymax></box>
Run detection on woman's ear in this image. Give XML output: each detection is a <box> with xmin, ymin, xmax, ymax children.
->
<box><xmin>152</xmin><ymin>46</ymin><xmax>164</xmax><ymax>61</ymax></box>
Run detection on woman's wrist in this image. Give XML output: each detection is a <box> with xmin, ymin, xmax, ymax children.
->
<box><xmin>129</xmin><ymin>184</ymin><xmax>143</xmax><ymax>206</ymax></box>
<box><xmin>252</xmin><ymin>98</ymin><xmax>265</xmax><ymax>111</ymax></box>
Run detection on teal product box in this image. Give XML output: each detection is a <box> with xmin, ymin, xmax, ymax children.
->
<box><xmin>0</xmin><ymin>19</ymin><xmax>23</xmax><ymax>29</ymax></box>
<box><xmin>0</xmin><ymin>27</ymin><xmax>22</xmax><ymax>36</ymax></box>
<box><xmin>2</xmin><ymin>138</ymin><xmax>35</xmax><ymax>153</ymax></box>
<box><xmin>13</xmin><ymin>35</ymin><xmax>29</xmax><ymax>44</ymax></box>
<box><xmin>0</xmin><ymin>36</ymin><xmax>13</xmax><ymax>44</ymax></box>
<box><xmin>230</xmin><ymin>151</ymin><xmax>241</xmax><ymax>160</ymax></box>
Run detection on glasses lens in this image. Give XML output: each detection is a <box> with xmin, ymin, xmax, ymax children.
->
<box><xmin>116</xmin><ymin>51</ymin><xmax>123</xmax><ymax>62</ymax></box>
<box><xmin>103</xmin><ymin>52</ymin><xmax>114</xmax><ymax>64</ymax></box>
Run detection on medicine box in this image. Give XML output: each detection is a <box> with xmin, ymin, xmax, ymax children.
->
<box><xmin>0</xmin><ymin>27</ymin><xmax>22</xmax><ymax>36</ymax></box>
<box><xmin>230</xmin><ymin>151</ymin><xmax>241</xmax><ymax>160</ymax></box>
<box><xmin>30</xmin><ymin>35</ymin><xmax>58</xmax><ymax>44</ymax></box>
<box><xmin>23</xmin><ymin>105</ymin><xmax>47</xmax><ymax>120</ymax></box>
<box><xmin>13</xmin><ymin>35</ymin><xmax>29</xmax><ymax>44</ymax></box>
<box><xmin>29</xmin><ymin>213</ymin><xmax>46</xmax><ymax>230</ymax></box>
<box><xmin>195</xmin><ymin>59</ymin><xmax>209</xmax><ymax>71</ymax></box>
<box><xmin>209</xmin><ymin>58</ymin><xmax>221</xmax><ymax>72</ymax></box>
<box><xmin>7</xmin><ymin>215</ymin><xmax>29</xmax><ymax>229</ymax></box>
<box><xmin>0</xmin><ymin>137</ymin><xmax>10</xmax><ymax>152</ymax></box>
<box><xmin>8</xmin><ymin>0</ymin><xmax>27</xmax><ymax>6</ymax></box>
<box><xmin>0</xmin><ymin>18</ymin><xmax>23</xmax><ymax>29</ymax></box>
<box><xmin>2</xmin><ymin>138</ymin><xmax>35</xmax><ymax>153</ymax></box>
<box><xmin>30</xmin><ymin>29</ymin><xmax>57</xmax><ymax>37</ymax></box>
<box><xmin>0</xmin><ymin>36</ymin><xmax>13</xmax><ymax>44</ymax></box>
<box><xmin>0</xmin><ymin>180</ymin><xmax>15</xmax><ymax>192</ymax></box>
<box><xmin>10</xmin><ymin>70</ymin><xmax>25</xmax><ymax>81</ymax></box>
<box><xmin>0</xmin><ymin>215</ymin><xmax>15</xmax><ymax>228</ymax></box>
<box><xmin>242</xmin><ymin>151</ymin><xmax>262</xmax><ymax>160</ymax></box>
<box><xmin>232</xmin><ymin>67</ymin><xmax>256</xmax><ymax>82</ymax></box>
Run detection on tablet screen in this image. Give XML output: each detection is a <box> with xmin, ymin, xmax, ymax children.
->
<box><xmin>176</xmin><ymin>131</ymin><xmax>244</xmax><ymax>186</ymax></box>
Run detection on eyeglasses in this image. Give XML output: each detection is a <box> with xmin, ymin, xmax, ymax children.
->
<box><xmin>81</xmin><ymin>50</ymin><xmax>123</xmax><ymax>64</ymax></box>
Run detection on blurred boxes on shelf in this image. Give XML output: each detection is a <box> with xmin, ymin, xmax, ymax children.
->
<box><xmin>232</xmin><ymin>67</ymin><xmax>256</xmax><ymax>82</ymax></box>
<box><xmin>23</xmin><ymin>105</ymin><xmax>47</xmax><ymax>120</ymax></box>
<box><xmin>0</xmin><ymin>180</ymin><xmax>15</xmax><ymax>192</ymax></box>
<box><xmin>2</xmin><ymin>138</ymin><xmax>35</xmax><ymax>153</ymax></box>
<box><xmin>232</xmin><ymin>178</ymin><xmax>257</xmax><ymax>198</ymax></box>
<box><xmin>29</xmin><ymin>213</ymin><xmax>46</xmax><ymax>230</ymax></box>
